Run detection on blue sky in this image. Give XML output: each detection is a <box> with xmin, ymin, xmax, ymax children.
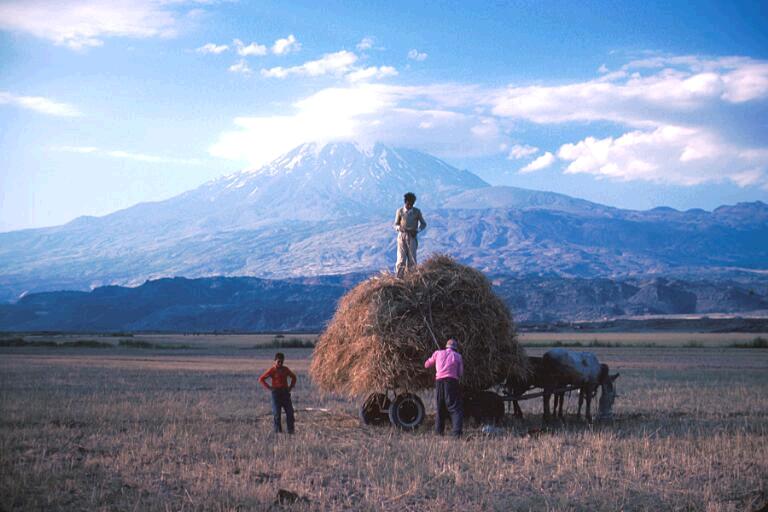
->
<box><xmin>1</xmin><ymin>0</ymin><xmax>767</xmax><ymax>232</ymax></box>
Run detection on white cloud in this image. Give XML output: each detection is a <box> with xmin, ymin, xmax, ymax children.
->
<box><xmin>210</xmin><ymin>86</ymin><xmax>392</xmax><ymax>165</ymax></box>
<box><xmin>53</xmin><ymin>145</ymin><xmax>202</xmax><ymax>165</ymax></box>
<box><xmin>519</xmin><ymin>152</ymin><xmax>555</xmax><ymax>173</ymax></box>
<box><xmin>731</xmin><ymin>168</ymin><xmax>765</xmax><ymax>188</ymax></box>
<box><xmin>0</xmin><ymin>91</ymin><xmax>81</xmax><ymax>116</ymax></box>
<box><xmin>196</xmin><ymin>42</ymin><xmax>228</xmax><ymax>54</ymax></box>
<box><xmin>407</xmin><ymin>49</ymin><xmax>428</xmax><ymax>61</ymax></box>
<box><xmin>210</xmin><ymin>53</ymin><xmax>768</xmax><ymax>189</ymax></box>
<box><xmin>470</xmin><ymin>118</ymin><xmax>500</xmax><ymax>138</ymax></box>
<box><xmin>492</xmin><ymin>55</ymin><xmax>768</xmax><ymax>127</ymax></box>
<box><xmin>209</xmin><ymin>83</ymin><xmax>510</xmax><ymax>167</ymax></box>
<box><xmin>721</xmin><ymin>61</ymin><xmax>768</xmax><ymax>102</ymax></box>
<box><xmin>487</xmin><ymin>55</ymin><xmax>768</xmax><ymax>187</ymax></box>
<box><xmin>557</xmin><ymin>125</ymin><xmax>768</xmax><ymax>187</ymax></box>
<box><xmin>259</xmin><ymin>67</ymin><xmax>288</xmax><ymax>79</ymax></box>
<box><xmin>271</xmin><ymin>34</ymin><xmax>300</xmax><ymax>55</ymax></box>
<box><xmin>356</xmin><ymin>36</ymin><xmax>374</xmax><ymax>51</ymax></box>
<box><xmin>346</xmin><ymin>66</ymin><xmax>398</xmax><ymax>83</ymax></box>
<box><xmin>261</xmin><ymin>50</ymin><xmax>358</xmax><ymax>79</ymax></box>
<box><xmin>507</xmin><ymin>144</ymin><xmax>539</xmax><ymax>159</ymax></box>
<box><xmin>0</xmin><ymin>0</ymin><xmax>184</xmax><ymax>49</ymax></box>
<box><xmin>234</xmin><ymin>38</ymin><xmax>267</xmax><ymax>56</ymax></box>
<box><xmin>228</xmin><ymin>60</ymin><xmax>252</xmax><ymax>75</ymax></box>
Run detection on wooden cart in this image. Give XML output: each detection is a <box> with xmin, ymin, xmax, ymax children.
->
<box><xmin>358</xmin><ymin>382</ymin><xmax>584</xmax><ymax>430</ymax></box>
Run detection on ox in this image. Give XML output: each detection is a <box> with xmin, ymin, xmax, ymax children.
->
<box><xmin>506</xmin><ymin>349</ymin><xmax>619</xmax><ymax>423</ymax></box>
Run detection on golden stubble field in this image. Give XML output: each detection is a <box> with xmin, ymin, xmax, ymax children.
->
<box><xmin>1</xmin><ymin>336</ymin><xmax>767</xmax><ymax>511</ymax></box>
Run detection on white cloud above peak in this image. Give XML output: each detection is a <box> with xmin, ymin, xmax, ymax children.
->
<box><xmin>0</xmin><ymin>0</ymin><xmax>184</xmax><ymax>49</ymax></box>
<box><xmin>211</xmin><ymin>52</ymin><xmax>768</xmax><ymax>190</ymax></box>
<box><xmin>210</xmin><ymin>85</ymin><xmax>392</xmax><ymax>165</ymax></box>
<box><xmin>209</xmin><ymin>83</ymin><xmax>512</xmax><ymax>167</ymax></box>
<box><xmin>272</xmin><ymin>34</ymin><xmax>301</xmax><ymax>55</ymax></box>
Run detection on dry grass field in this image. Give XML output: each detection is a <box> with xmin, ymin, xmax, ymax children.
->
<box><xmin>1</xmin><ymin>337</ymin><xmax>767</xmax><ymax>511</ymax></box>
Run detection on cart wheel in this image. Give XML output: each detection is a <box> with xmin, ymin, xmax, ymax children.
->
<box><xmin>388</xmin><ymin>393</ymin><xmax>425</xmax><ymax>431</ymax></box>
<box><xmin>359</xmin><ymin>393</ymin><xmax>391</xmax><ymax>426</ymax></box>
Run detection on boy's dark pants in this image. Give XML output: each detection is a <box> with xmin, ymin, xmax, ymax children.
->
<box><xmin>271</xmin><ymin>388</ymin><xmax>295</xmax><ymax>433</ymax></box>
<box><xmin>435</xmin><ymin>377</ymin><xmax>463</xmax><ymax>437</ymax></box>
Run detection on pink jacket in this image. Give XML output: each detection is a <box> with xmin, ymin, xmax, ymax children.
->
<box><xmin>424</xmin><ymin>348</ymin><xmax>464</xmax><ymax>380</ymax></box>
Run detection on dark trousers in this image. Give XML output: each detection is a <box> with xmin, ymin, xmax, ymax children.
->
<box><xmin>271</xmin><ymin>388</ymin><xmax>295</xmax><ymax>433</ymax></box>
<box><xmin>435</xmin><ymin>378</ymin><xmax>463</xmax><ymax>437</ymax></box>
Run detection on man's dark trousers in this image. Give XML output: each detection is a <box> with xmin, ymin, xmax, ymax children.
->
<box><xmin>435</xmin><ymin>377</ymin><xmax>463</xmax><ymax>437</ymax></box>
<box><xmin>271</xmin><ymin>388</ymin><xmax>295</xmax><ymax>433</ymax></box>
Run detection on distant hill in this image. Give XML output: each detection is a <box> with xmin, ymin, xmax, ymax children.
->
<box><xmin>1</xmin><ymin>141</ymin><xmax>767</xmax><ymax>304</ymax></box>
<box><xmin>0</xmin><ymin>276</ymin><xmax>347</xmax><ymax>332</ymax></box>
<box><xmin>1</xmin><ymin>273</ymin><xmax>766</xmax><ymax>332</ymax></box>
<box><xmin>442</xmin><ymin>186</ymin><xmax>614</xmax><ymax>214</ymax></box>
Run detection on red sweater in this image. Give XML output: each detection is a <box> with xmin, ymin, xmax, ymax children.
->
<box><xmin>259</xmin><ymin>365</ymin><xmax>297</xmax><ymax>390</ymax></box>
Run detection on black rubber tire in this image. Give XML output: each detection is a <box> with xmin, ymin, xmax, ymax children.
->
<box><xmin>359</xmin><ymin>393</ymin><xmax>391</xmax><ymax>426</ymax></box>
<box><xmin>388</xmin><ymin>393</ymin><xmax>425</xmax><ymax>431</ymax></box>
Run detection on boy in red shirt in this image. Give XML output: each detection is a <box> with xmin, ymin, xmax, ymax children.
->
<box><xmin>258</xmin><ymin>352</ymin><xmax>297</xmax><ymax>434</ymax></box>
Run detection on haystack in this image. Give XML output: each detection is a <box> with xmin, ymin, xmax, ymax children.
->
<box><xmin>310</xmin><ymin>255</ymin><xmax>528</xmax><ymax>396</ymax></box>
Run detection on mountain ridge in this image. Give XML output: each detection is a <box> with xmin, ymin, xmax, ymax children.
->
<box><xmin>0</xmin><ymin>141</ymin><xmax>766</xmax><ymax>303</ymax></box>
<box><xmin>2</xmin><ymin>271</ymin><xmax>766</xmax><ymax>331</ymax></box>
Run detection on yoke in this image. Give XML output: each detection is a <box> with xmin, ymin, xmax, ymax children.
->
<box><xmin>500</xmin><ymin>383</ymin><xmax>582</xmax><ymax>402</ymax></box>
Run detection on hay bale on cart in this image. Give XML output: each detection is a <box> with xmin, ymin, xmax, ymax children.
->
<box><xmin>309</xmin><ymin>255</ymin><xmax>529</xmax><ymax>430</ymax></box>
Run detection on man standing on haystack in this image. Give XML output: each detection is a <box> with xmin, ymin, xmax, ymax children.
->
<box><xmin>424</xmin><ymin>338</ymin><xmax>464</xmax><ymax>438</ymax></box>
<box><xmin>394</xmin><ymin>192</ymin><xmax>427</xmax><ymax>278</ymax></box>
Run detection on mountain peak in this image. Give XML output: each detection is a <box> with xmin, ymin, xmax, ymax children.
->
<box><xmin>714</xmin><ymin>200</ymin><xmax>768</xmax><ymax>213</ymax></box>
<box><xmin>317</xmin><ymin>140</ymin><xmax>380</xmax><ymax>156</ymax></box>
<box><xmin>194</xmin><ymin>141</ymin><xmax>489</xmax><ymax>224</ymax></box>
<box><xmin>262</xmin><ymin>140</ymin><xmax>389</xmax><ymax>174</ymax></box>
<box><xmin>712</xmin><ymin>201</ymin><xmax>768</xmax><ymax>225</ymax></box>
<box><xmin>1</xmin><ymin>142</ymin><xmax>767</xmax><ymax>304</ymax></box>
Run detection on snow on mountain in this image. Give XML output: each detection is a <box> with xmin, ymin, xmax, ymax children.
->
<box><xmin>0</xmin><ymin>142</ymin><xmax>488</xmax><ymax>299</ymax></box>
<box><xmin>195</xmin><ymin>141</ymin><xmax>489</xmax><ymax>221</ymax></box>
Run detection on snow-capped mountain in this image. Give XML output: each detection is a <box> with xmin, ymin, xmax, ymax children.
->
<box><xmin>176</xmin><ymin>141</ymin><xmax>488</xmax><ymax>226</ymax></box>
<box><xmin>0</xmin><ymin>142</ymin><xmax>488</xmax><ymax>299</ymax></box>
<box><xmin>0</xmin><ymin>141</ymin><xmax>766</xmax><ymax>303</ymax></box>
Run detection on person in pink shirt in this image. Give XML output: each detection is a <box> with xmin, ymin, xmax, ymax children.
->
<box><xmin>424</xmin><ymin>338</ymin><xmax>464</xmax><ymax>437</ymax></box>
